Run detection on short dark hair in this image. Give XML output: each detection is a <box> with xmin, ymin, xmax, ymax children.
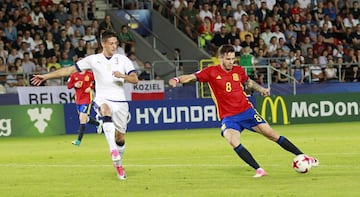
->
<box><xmin>218</xmin><ymin>44</ymin><xmax>235</xmax><ymax>55</ymax></box>
<box><xmin>100</xmin><ymin>30</ymin><xmax>117</xmax><ymax>42</ymax></box>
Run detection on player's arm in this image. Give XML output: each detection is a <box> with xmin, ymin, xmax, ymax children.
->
<box><xmin>168</xmin><ymin>74</ymin><xmax>197</xmax><ymax>87</ymax></box>
<box><xmin>67</xmin><ymin>75</ymin><xmax>75</xmax><ymax>89</ymax></box>
<box><xmin>112</xmin><ymin>70</ymin><xmax>139</xmax><ymax>84</ymax></box>
<box><xmin>244</xmin><ymin>78</ymin><xmax>270</xmax><ymax>97</ymax></box>
<box><xmin>31</xmin><ymin>66</ymin><xmax>78</xmax><ymax>86</ymax></box>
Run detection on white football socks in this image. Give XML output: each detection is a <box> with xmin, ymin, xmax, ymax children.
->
<box><xmin>102</xmin><ymin>122</ymin><xmax>118</xmax><ymax>151</ymax></box>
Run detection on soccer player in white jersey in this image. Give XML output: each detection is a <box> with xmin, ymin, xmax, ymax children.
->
<box><xmin>31</xmin><ymin>31</ymin><xmax>139</xmax><ymax>180</ymax></box>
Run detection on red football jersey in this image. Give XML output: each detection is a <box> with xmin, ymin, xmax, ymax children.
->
<box><xmin>195</xmin><ymin>65</ymin><xmax>252</xmax><ymax>119</ymax></box>
<box><xmin>67</xmin><ymin>70</ymin><xmax>95</xmax><ymax>104</ymax></box>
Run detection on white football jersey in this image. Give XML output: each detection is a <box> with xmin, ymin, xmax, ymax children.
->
<box><xmin>76</xmin><ymin>53</ymin><xmax>136</xmax><ymax>101</ymax></box>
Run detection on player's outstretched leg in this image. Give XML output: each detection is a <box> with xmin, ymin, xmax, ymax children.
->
<box><xmin>276</xmin><ymin>136</ymin><xmax>319</xmax><ymax>167</ymax></box>
<box><xmin>234</xmin><ymin>144</ymin><xmax>267</xmax><ymax>178</ymax></box>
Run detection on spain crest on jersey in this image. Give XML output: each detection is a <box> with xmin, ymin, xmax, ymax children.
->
<box><xmin>85</xmin><ymin>75</ymin><xmax>90</xmax><ymax>81</ymax></box>
<box><xmin>232</xmin><ymin>73</ymin><xmax>239</xmax><ymax>81</ymax></box>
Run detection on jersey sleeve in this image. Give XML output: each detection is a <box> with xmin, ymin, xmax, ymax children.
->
<box><xmin>75</xmin><ymin>55</ymin><xmax>93</xmax><ymax>71</ymax></box>
<box><xmin>122</xmin><ymin>55</ymin><xmax>136</xmax><ymax>75</ymax></box>
<box><xmin>67</xmin><ymin>74</ymin><xmax>75</xmax><ymax>89</ymax></box>
<box><xmin>195</xmin><ymin>66</ymin><xmax>212</xmax><ymax>82</ymax></box>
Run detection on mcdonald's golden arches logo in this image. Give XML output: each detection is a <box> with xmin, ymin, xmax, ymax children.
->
<box><xmin>261</xmin><ymin>96</ymin><xmax>289</xmax><ymax>125</ymax></box>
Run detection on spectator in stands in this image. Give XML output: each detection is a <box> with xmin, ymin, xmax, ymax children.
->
<box><xmin>239</xmin><ymin>46</ymin><xmax>256</xmax><ymax>79</ymax></box>
<box><xmin>233</xmin><ymin>3</ymin><xmax>247</xmax><ymax>24</ymax></box>
<box><xmin>261</xmin><ymin>26</ymin><xmax>273</xmax><ymax>46</ymax></box>
<box><xmin>284</xmin><ymin>24</ymin><xmax>297</xmax><ymax>45</ymax></box>
<box><xmin>272</xmin><ymin>25</ymin><xmax>286</xmax><ymax>43</ymax></box>
<box><xmin>180</xmin><ymin>0</ymin><xmax>199</xmax><ymax>35</ymax></box>
<box><xmin>291</xmin><ymin>58</ymin><xmax>304</xmax><ymax>84</ymax></box>
<box><xmin>35</xmin><ymin>56</ymin><xmax>48</xmax><ymax>73</ymax></box>
<box><xmin>312</xmin><ymin>1</ymin><xmax>324</xmax><ymax>22</ymax></box>
<box><xmin>309</xmin><ymin>57</ymin><xmax>324</xmax><ymax>83</ymax></box>
<box><xmin>308</xmin><ymin>24</ymin><xmax>319</xmax><ymax>44</ymax></box>
<box><xmin>74</xmin><ymin>39</ymin><xmax>87</xmax><ymax>59</ymax></box>
<box><xmin>138</xmin><ymin>61</ymin><xmax>160</xmax><ymax>80</ymax></box>
<box><xmin>30</xmin><ymin>4</ymin><xmax>44</xmax><ymax>26</ymax></box>
<box><xmin>278</xmin><ymin>37</ymin><xmax>290</xmax><ymax>56</ymax></box>
<box><xmin>198</xmin><ymin>16</ymin><xmax>214</xmax><ymax>49</ymax></box>
<box><xmin>5</xmin><ymin>65</ymin><xmax>26</xmax><ymax>93</ymax></box>
<box><xmin>267</xmin><ymin>36</ymin><xmax>278</xmax><ymax>57</ymax></box>
<box><xmin>324</xmin><ymin>1</ymin><xmax>337</xmax><ymax>22</ymax></box>
<box><xmin>276</xmin><ymin>62</ymin><xmax>289</xmax><ymax>84</ymax></box>
<box><xmin>34</xmin><ymin>17</ymin><xmax>48</xmax><ymax>37</ymax></box>
<box><xmin>22</xmin><ymin>30</ymin><xmax>35</xmax><ymax>52</ymax></box>
<box><xmin>211</xmin><ymin>26</ymin><xmax>229</xmax><ymax>52</ymax></box>
<box><xmin>127</xmin><ymin>51</ymin><xmax>143</xmax><ymax>75</ymax></box>
<box><xmin>99</xmin><ymin>15</ymin><xmax>115</xmax><ymax>36</ymax></box>
<box><xmin>233</xmin><ymin>38</ymin><xmax>242</xmax><ymax>57</ymax></box>
<box><xmin>47</xmin><ymin>55</ymin><xmax>61</xmax><ymax>71</ymax></box>
<box><xmin>7</xmin><ymin>48</ymin><xmax>20</xmax><ymax>66</ymax></box>
<box><xmin>255</xmin><ymin>37</ymin><xmax>268</xmax><ymax>56</ymax></box>
<box><xmin>199</xmin><ymin>2</ymin><xmax>213</xmax><ymax>21</ymax></box>
<box><xmin>236</xmin><ymin>13</ymin><xmax>249</xmax><ymax>32</ymax></box>
<box><xmin>351</xmin><ymin>24</ymin><xmax>360</xmax><ymax>49</ymax></box>
<box><xmin>300</xmin><ymin>36</ymin><xmax>313</xmax><ymax>56</ymax></box>
<box><xmin>0</xmin><ymin>56</ymin><xmax>7</xmax><ymax>73</ymax></box>
<box><xmin>241</xmin><ymin>34</ymin><xmax>255</xmax><ymax>50</ymax></box>
<box><xmin>82</xmin><ymin>26</ymin><xmax>98</xmax><ymax>50</ymax></box>
<box><xmin>118</xmin><ymin>25</ymin><xmax>136</xmax><ymax>54</ymax></box>
<box><xmin>213</xmin><ymin>14</ymin><xmax>225</xmax><ymax>33</ymax></box>
<box><xmin>297</xmin><ymin>24</ymin><xmax>309</xmax><ymax>44</ymax></box>
<box><xmin>59</xmin><ymin>51</ymin><xmax>74</xmax><ymax>68</ymax></box>
<box><xmin>32</xmin><ymin>32</ymin><xmax>43</xmax><ymax>53</ymax></box>
<box><xmin>55</xmin><ymin>3</ymin><xmax>70</xmax><ymax>25</ymax></box>
<box><xmin>287</xmin><ymin>36</ymin><xmax>301</xmax><ymax>53</ymax></box>
<box><xmin>304</xmin><ymin>47</ymin><xmax>315</xmax><ymax>64</ymax></box>
<box><xmin>255</xmin><ymin>1</ymin><xmax>269</xmax><ymax>23</ymax></box>
<box><xmin>320</xmin><ymin>23</ymin><xmax>335</xmax><ymax>45</ymax></box>
<box><xmin>18</xmin><ymin>41</ymin><xmax>34</xmax><ymax>59</ymax></box>
<box><xmin>73</xmin><ymin>17</ymin><xmax>86</xmax><ymax>36</ymax></box>
<box><xmin>302</xmin><ymin>12</ymin><xmax>316</xmax><ymax>30</ymax></box>
<box><xmin>0</xmin><ymin>40</ymin><xmax>8</xmax><ymax>63</ymax></box>
<box><xmin>44</xmin><ymin>31</ymin><xmax>55</xmax><ymax>54</ymax></box>
<box><xmin>21</xmin><ymin>52</ymin><xmax>36</xmax><ymax>75</ymax></box>
<box><xmin>226</xmin><ymin>25</ymin><xmax>239</xmax><ymax>45</ymax></box>
<box><xmin>4</xmin><ymin>19</ymin><xmax>17</xmax><ymax>43</ymax></box>
<box><xmin>247</xmin><ymin>13</ymin><xmax>259</xmax><ymax>33</ymax></box>
<box><xmin>239</xmin><ymin>23</ymin><xmax>253</xmax><ymax>42</ymax></box>
<box><xmin>324</xmin><ymin>60</ymin><xmax>339</xmax><ymax>82</ymax></box>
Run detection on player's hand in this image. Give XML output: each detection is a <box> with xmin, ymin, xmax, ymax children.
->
<box><xmin>30</xmin><ymin>74</ymin><xmax>46</xmax><ymax>86</ymax></box>
<box><xmin>112</xmin><ymin>71</ymin><xmax>126</xmax><ymax>79</ymax></box>
<box><xmin>75</xmin><ymin>81</ymin><xmax>82</xmax><ymax>88</ymax></box>
<box><xmin>261</xmin><ymin>88</ymin><xmax>270</xmax><ymax>97</ymax></box>
<box><xmin>168</xmin><ymin>78</ymin><xmax>178</xmax><ymax>87</ymax></box>
<box><xmin>85</xmin><ymin>87</ymin><xmax>91</xmax><ymax>93</ymax></box>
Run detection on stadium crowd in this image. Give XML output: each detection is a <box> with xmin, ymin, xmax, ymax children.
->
<box><xmin>0</xmin><ymin>0</ymin><xmax>140</xmax><ymax>93</ymax></box>
<box><xmin>1</xmin><ymin>0</ymin><xmax>360</xmax><ymax>93</ymax></box>
<box><xmin>155</xmin><ymin>0</ymin><xmax>360</xmax><ymax>84</ymax></box>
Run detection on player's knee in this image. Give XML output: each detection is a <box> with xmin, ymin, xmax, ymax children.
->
<box><xmin>116</xmin><ymin>140</ymin><xmax>125</xmax><ymax>147</ymax></box>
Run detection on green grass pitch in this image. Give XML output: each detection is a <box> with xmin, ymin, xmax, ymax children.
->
<box><xmin>0</xmin><ymin>122</ymin><xmax>359</xmax><ymax>197</ymax></box>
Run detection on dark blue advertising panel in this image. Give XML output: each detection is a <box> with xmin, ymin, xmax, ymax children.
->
<box><xmin>128</xmin><ymin>98</ymin><xmax>221</xmax><ymax>131</ymax></box>
<box><xmin>116</xmin><ymin>10</ymin><xmax>152</xmax><ymax>36</ymax></box>
<box><xmin>63</xmin><ymin>97</ymin><xmax>256</xmax><ymax>133</ymax></box>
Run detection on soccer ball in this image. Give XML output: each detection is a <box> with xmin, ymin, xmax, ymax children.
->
<box><xmin>292</xmin><ymin>154</ymin><xmax>312</xmax><ymax>173</ymax></box>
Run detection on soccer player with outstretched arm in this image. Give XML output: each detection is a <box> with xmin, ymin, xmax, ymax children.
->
<box><xmin>169</xmin><ymin>44</ymin><xmax>318</xmax><ymax>178</ymax></box>
<box><xmin>67</xmin><ymin>70</ymin><xmax>102</xmax><ymax>146</ymax></box>
<box><xmin>31</xmin><ymin>31</ymin><xmax>139</xmax><ymax>180</ymax></box>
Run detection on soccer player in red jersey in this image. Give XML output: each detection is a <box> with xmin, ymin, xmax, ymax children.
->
<box><xmin>169</xmin><ymin>44</ymin><xmax>318</xmax><ymax>178</ymax></box>
<box><xmin>67</xmin><ymin>70</ymin><xmax>101</xmax><ymax>146</ymax></box>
